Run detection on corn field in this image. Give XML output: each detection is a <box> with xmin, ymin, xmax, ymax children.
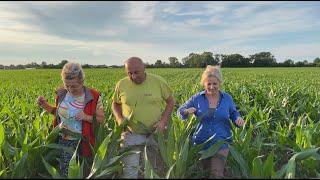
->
<box><xmin>0</xmin><ymin>67</ymin><xmax>320</xmax><ymax>178</ymax></box>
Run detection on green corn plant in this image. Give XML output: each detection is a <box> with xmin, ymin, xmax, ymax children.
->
<box><xmin>87</xmin><ymin>134</ymin><xmax>111</xmax><ymax>178</ymax></box>
<box><xmin>251</xmin><ymin>152</ymin><xmax>276</xmax><ymax>178</ymax></box>
<box><xmin>144</xmin><ymin>145</ymin><xmax>160</xmax><ymax>179</ymax></box>
<box><xmin>1</xmin><ymin>68</ymin><xmax>320</xmax><ymax>178</ymax></box>
<box><xmin>228</xmin><ymin>145</ymin><xmax>249</xmax><ymax>178</ymax></box>
<box><xmin>276</xmin><ymin>147</ymin><xmax>320</xmax><ymax>179</ymax></box>
<box><xmin>0</xmin><ymin>123</ymin><xmax>4</xmax><ymax>173</ymax></box>
<box><xmin>68</xmin><ymin>140</ymin><xmax>83</xmax><ymax>179</ymax></box>
<box><xmin>41</xmin><ymin>156</ymin><xmax>62</xmax><ymax>179</ymax></box>
<box><xmin>87</xmin><ymin>128</ymin><xmax>137</xmax><ymax>179</ymax></box>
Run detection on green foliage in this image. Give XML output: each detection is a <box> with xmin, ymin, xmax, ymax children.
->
<box><xmin>0</xmin><ymin>68</ymin><xmax>320</xmax><ymax>178</ymax></box>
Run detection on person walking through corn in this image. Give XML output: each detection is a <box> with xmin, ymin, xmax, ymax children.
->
<box><xmin>177</xmin><ymin>65</ymin><xmax>245</xmax><ymax>178</ymax></box>
<box><xmin>37</xmin><ymin>62</ymin><xmax>105</xmax><ymax>177</ymax></box>
<box><xmin>112</xmin><ymin>57</ymin><xmax>175</xmax><ymax>178</ymax></box>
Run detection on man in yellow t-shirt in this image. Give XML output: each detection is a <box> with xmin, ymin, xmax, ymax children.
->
<box><xmin>112</xmin><ymin>57</ymin><xmax>174</xmax><ymax>178</ymax></box>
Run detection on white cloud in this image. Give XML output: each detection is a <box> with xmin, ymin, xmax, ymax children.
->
<box><xmin>169</xmin><ymin>3</ymin><xmax>228</xmax><ymax>17</ymax></box>
<box><xmin>21</xmin><ymin>1</ymin><xmax>77</xmax><ymax>7</ymax></box>
<box><xmin>124</xmin><ymin>1</ymin><xmax>159</xmax><ymax>26</ymax></box>
<box><xmin>0</xmin><ymin>2</ymin><xmax>319</xmax><ymax>65</ymax></box>
<box><xmin>183</xmin><ymin>16</ymin><xmax>222</xmax><ymax>27</ymax></box>
<box><xmin>205</xmin><ymin>3</ymin><xmax>229</xmax><ymax>14</ymax></box>
<box><xmin>162</xmin><ymin>2</ymin><xmax>180</xmax><ymax>14</ymax></box>
<box><xmin>211</xmin><ymin>6</ymin><xmax>317</xmax><ymax>42</ymax></box>
<box><xmin>233</xmin><ymin>5</ymin><xmax>258</xmax><ymax>18</ymax></box>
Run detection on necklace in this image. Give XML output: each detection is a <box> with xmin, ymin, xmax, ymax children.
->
<box><xmin>207</xmin><ymin>95</ymin><xmax>219</xmax><ymax>108</ymax></box>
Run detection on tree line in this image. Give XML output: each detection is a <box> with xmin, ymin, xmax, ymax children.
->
<box><xmin>0</xmin><ymin>60</ymin><xmax>110</xmax><ymax>70</ymax></box>
<box><xmin>147</xmin><ymin>52</ymin><xmax>320</xmax><ymax>68</ymax></box>
<box><xmin>1</xmin><ymin>51</ymin><xmax>320</xmax><ymax>70</ymax></box>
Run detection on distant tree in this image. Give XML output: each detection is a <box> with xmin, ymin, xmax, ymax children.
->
<box><xmin>16</xmin><ymin>64</ymin><xmax>25</xmax><ymax>69</ymax></box>
<box><xmin>250</xmin><ymin>52</ymin><xmax>277</xmax><ymax>67</ymax></box>
<box><xmin>181</xmin><ymin>53</ymin><xmax>202</xmax><ymax>67</ymax></box>
<box><xmin>181</xmin><ymin>52</ymin><xmax>225</xmax><ymax>67</ymax></box>
<box><xmin>181</xmin><ymin>56</ymin><xmax>189</xmax><ymax>67</ymax></box>
<box><xmin>82</xmin><ymin>64</ymin><xmax>92</xmax><ymax>68</ymax></box>
<box><xmin>295</xmin><ymin>61</ymin><xmax>304</xmax><ymax>67</ymax></box>
<box><xmin>144</xmin><ymin>62</ymin><xmax>152</xmax><ymax>68</ymax></box>
<box><xmin>154</xmin><ymin>60</ymin><xmax>164</xmax><ymax>68</ymax></box>
<box><xmin>0</xmin><ymin>65</ymin><xmax>3</xmax><ymax>69</ymax></box>
<box><xmin>214</xmin><ymin>54</ymin><xmax>223</xmax><ymax>64</ymax></box>
<box><xmin>25</xmin><ymin>62</ymin><xmax>40</xmax><ymax>68</ymax></box>
<box><xmin>283</xmin><ymin>59</ymin><xmax>294</xmax><ymax>67</ymax></box>
<box><xmin>200</xmin><ymin>52</ymin><xmax>219</xmax><ymax>67</ymax></box>
<box><xmin>314</xmin><ymin>57</ymin><xmax>320</xmax><ymax>67</ymax></box>
<box><xmin>57</xmin><ymin>60</ymin><xmax>68</xmax><ymax>68</ymax></box>
<box><xmin>40</xmin><ymin>61</ymin><xmax>47</xmax><ymax>68</ymax></box>
<box><xmin>47</xmin><ymin>64</ymin><xmax>55</xmax><ymax>69</ymax></box>
<box><xmin>221</xmin><ymin>54</ymin><xmax>250</xmax><ymax>67</ymax></box>
<box><xmin>168</xmin><ymin>57</ymin><xmax>180</xmax><ymax>68</ymax></box>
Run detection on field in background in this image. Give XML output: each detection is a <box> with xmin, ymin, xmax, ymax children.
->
<box><xmin>0</xmin><ymin>67</ymin><xmax>320</xmax><ymax>178</ymax></box>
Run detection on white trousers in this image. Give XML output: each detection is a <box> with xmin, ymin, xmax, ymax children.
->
<box><xmin>120</xmin><ymin>131</ymin><xmax>160</xmax><ymax>179</ymax></box>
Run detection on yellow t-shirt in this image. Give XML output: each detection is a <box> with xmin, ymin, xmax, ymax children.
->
<box><xmin>113</xmin><ymin>73</ymin><xmax>172</xmax><ymax>134</ymax></box>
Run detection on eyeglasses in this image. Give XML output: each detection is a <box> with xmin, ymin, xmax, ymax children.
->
<box><xmin>63</xmin><ymin>80</ymin><xmax>83</xmax><ymax>89</ymax></box>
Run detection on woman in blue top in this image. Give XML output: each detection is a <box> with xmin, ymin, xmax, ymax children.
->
<box><xmin>177</xmin><ymin>65</ymin><xmax>245</xmax><ymax>178</ymax></box>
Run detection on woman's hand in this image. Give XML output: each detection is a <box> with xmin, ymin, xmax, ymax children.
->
<box><xmin>75</xmin><ymin>111</ymin><xmax>93</xmax><ymax>122</ymax></box>
<box><xmin>37</xmin><ymin>96</ymin><xmax>48</xmax><ymax>109</ymax></box>
<box><xmin>235</xmin><ymin>117</ymin><xmax>245</xmax><ymax>127</ymax></box>
<box><xmin>37</xmin><ymin>96</ymin><xmax>55</xmax><ymax>114</ymax></box>
<box><xmin>184</xmin><ymin>107</ymin><xmax>197</xmax><ymax>115</ymax></box>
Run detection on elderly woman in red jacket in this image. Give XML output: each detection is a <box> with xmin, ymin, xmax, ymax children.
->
<box><xmin>37</xmin><ymin>62</ymin><xmax>105</xmax><ymax>177</ymax></box>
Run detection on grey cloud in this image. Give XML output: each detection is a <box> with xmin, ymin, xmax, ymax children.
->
<box><xmin>17</xmin><ymin>2</ymin><xmax>128</xmax><ymax>41</ymax></box>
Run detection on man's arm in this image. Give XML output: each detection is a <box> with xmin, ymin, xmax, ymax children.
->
<box><xmin>95</xmin><ymin>108</ymin><xmax>105</xmax><ymax>124</ymax></box>
<box><xmin>112</xmin><ymin>101</ymin><xmax>124</xmax><ymax>126</ymax></box>
<box><xmin>162</xmin><ymin>95</ymin><xmax>175</xmax><ymax>123</ymax></box>
<box><xmin>155</xmin><ymin>95</ymin><xmax>175</xmax><ymax>132</ymax></box>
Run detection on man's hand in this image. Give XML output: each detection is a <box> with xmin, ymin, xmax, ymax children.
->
<box><xmin>154</xmin><ymin>95</ymin><xmax>174</xmax><ymax>133</ymax></box>
<box><xmin>154</xmin><ymin>116</ymin><xmax>168</xmax><ymax>133</ymax></box>
<box><xmin>117</xmin><ymin>117</ymin><xmax>127</xmax><ymax>126</ymax></box>
<box><xmin>112</xmin><ymin>101</ymin><xmax>125</xmax><ymax>126</ymax></box>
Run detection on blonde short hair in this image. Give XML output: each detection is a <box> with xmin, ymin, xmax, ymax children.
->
<box><xmin>61</xmin><ymin>62</ymin><xmax>85</xmax><ymax>81</ymax></box>
<box><xmin>200</xmin><ymin>65</ymin><xmax>223</xmax><ymax>86</ymax></box>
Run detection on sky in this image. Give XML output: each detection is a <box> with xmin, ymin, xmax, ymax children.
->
<box><xmin>0</xmin><ymin>1</ymin><xmax>319</xmax><ymax>66</ymax></box>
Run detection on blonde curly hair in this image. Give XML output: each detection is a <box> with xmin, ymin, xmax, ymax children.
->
<box><xmin>200</xmin><ymin>65</ymin><xmax>223</xmax><ymax>86</ymax></box>
<box><xmin>61</xmin><ymin>62</ymin><xmax>85</xmax><ymax>82</ymax></box>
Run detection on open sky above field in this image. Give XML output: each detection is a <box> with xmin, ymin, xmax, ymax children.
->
<box><xmin>0</xmin><ymin>1</ymin><xmax>319</xmax><ymax>66</ymax></box>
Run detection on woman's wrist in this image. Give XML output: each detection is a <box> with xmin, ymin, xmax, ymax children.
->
<box><xmin>183</xmin><ymin>109</ymin><xmax>189</xmax><ymax>116</ymax></box>
<box><xmin>45</xmin><ymin>105</ymin><xmax>53</xmax><ymax>114</ymax></box>
<box><xmin>83</xmin><ymin>114</ymin><xmax>93</xmax><ymax>122</ymax></box>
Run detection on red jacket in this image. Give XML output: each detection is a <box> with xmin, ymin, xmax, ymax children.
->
<box><xmin>52</xmin><ymin>87</ymin><xmax>100</xmax><ymax>157</ymax></box>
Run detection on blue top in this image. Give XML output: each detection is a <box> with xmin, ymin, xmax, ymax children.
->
<box><xmin>177</xmin><ymin>90</ymin><xmax>241</xmax><ymax>150</ymax></box>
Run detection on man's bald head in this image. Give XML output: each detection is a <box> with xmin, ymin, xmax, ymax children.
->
<box><xmin>124</xmin><ymin>57</ymin><xmax>146</xmax><ymax>84</ymax></box>
<box><xmin>124</xmin><ymin>57</ymin><xmax>145</xmax><ymax>68</ymax></box>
